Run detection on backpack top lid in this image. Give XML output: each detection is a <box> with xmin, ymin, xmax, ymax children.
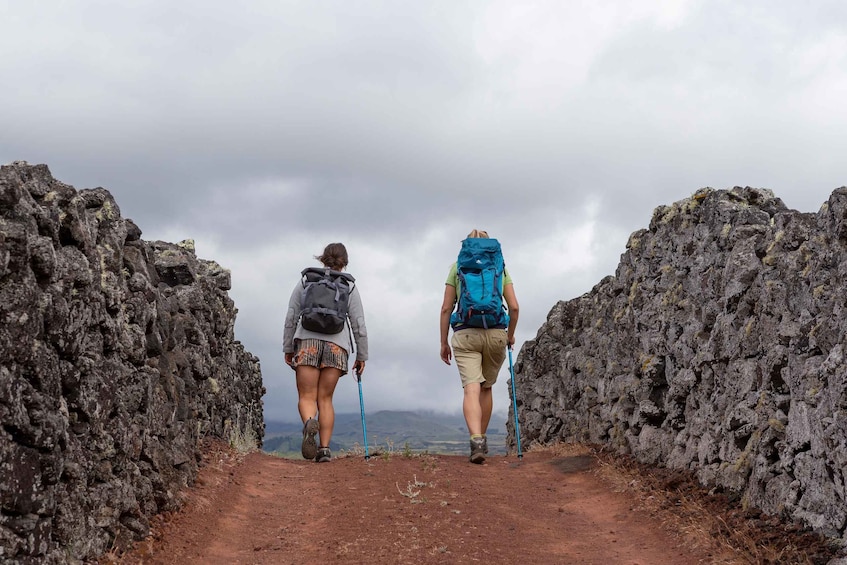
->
<box><xmin>301</xmin><ymin>267</ymin><xmax>355</xmax><ymax>285</ymax></box>
<box><xmin>456</xmin><ymin>237</ymin><xmax>504</xmax><ymax>271</ymax></box>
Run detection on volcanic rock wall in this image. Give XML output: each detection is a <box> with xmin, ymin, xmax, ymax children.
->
<box><xmin>512</xmin><ymin>186</ymin><xmax>847</xmax><ymax>541</ymax></box>
<box><xmin>0</xmin><ymin>162</ymin><xmax>264</xmax><ymax>563</ymax></box>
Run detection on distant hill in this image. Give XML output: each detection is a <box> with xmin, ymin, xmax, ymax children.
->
<box><xmin>264</xmin><ymin>410</ymin><xmax>509</xmax><ymax>458</ymax></box>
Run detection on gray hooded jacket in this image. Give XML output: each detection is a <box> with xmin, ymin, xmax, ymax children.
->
<box><xmin>283</xmin><ymin>280</ymin><xmax>368</xmax><ymax>361</ymax></box>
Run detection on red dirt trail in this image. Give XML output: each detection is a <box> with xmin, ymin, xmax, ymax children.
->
<box><xmin>116</xmin><ymin>444</ymin><xmax>725</xmax><ymax>565</ymax></box>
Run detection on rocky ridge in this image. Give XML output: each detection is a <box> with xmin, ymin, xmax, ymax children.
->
<box><xmin>0</xmin><ymin>162</ymin><xmax>264</xmax><ymax>563</ymax></box>
<box><xmin>512</xmin><ymin>186</ymin><xmax>847</xmax><ymax>545</ymax></box>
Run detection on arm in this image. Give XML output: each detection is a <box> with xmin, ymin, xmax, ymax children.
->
<box><xmin>440</xmin><ymin>284</ymin><xmax>457</xmax><ymax>364</ymax></box>
<box><xmin>283</xmin><ymin>283</ymin><xmax>301</xmax><ymax>366</ymax></box>
<box><xmin>503</xmin><ymin>283</ymin><xmax>519</xmax><ymax>346</ymax></box>
<box><xmin>347</xmin><ymin>286</ymin><xmax>368</xmax><ymax>375</ymax></box>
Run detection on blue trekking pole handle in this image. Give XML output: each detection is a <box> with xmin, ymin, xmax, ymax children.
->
<box><xmin>355</xmin><ymin>367</ymin><xmax>370</xmax><ymax>460</ymax></box>
<box><xmin>508</xmin><ymin>345</ymin><xmax>523</xmax><ymax>459</ymax></box>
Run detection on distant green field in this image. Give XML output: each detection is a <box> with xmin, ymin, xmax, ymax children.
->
<box><xmin>263</xmin><ymin>410</ymin><xmax>510</xmax><ymax>458</ymax></box>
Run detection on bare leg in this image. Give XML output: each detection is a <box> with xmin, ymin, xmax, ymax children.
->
<box><xmin>480</xmin><ymin>386</ymin><xmax>493</xmax><ymax>434</ymax></box>
<box><xmin>316</xmin><ymin>367</ymin><xmax>342</xmax><ymax>447</ymax></box>
<box><xmin>463</xmin><ymin>382</ymin><xmax>483</xmax><ymax>435</ymax></box>
<box><xmin>295</xmin><ymin>366</ymin><xmax>320</xmax><ymax>422</ymax></box>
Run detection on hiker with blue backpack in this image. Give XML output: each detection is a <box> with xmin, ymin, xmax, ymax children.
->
<box><xmin>284</xmin><ymin>242</ymin><xmax>368</xmax><ymax>463</ymax></box>
<box><xmin>440</xmin><ymin>229</ymin><xmax>520</xmax><ymax>464</ymax></box>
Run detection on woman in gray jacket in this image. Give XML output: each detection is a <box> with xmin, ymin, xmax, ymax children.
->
<box><xmin>284</xmin><ymin>243</ymin><xmax>368</xmax><ymax>462</ymax></box>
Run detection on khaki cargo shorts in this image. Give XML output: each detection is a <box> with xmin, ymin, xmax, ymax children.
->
<box><xmin>451</xmin><ymin>328</ymin><xmax>508</xmax><ymax>388</ymax></box>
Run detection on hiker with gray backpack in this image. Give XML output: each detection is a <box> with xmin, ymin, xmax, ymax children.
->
<box><xmin>440</xmin><ymin>229</ymin><xmax>520</xmax><ymax>463</ymax></box>
<box><xmin>284</xmin><ymin>242</ymin><xmax>368</xmax><ymax>463</ymax></box>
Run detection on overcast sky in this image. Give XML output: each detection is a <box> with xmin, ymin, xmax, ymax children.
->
<box><xmin>3</xmin><ymin>1</ymin><xmax>846</xmax><ymax>424</ymax></box>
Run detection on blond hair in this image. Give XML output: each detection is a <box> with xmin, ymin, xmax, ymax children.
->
<box><xmin>466</xmin><ymin>229</ymin><xmax>489</xmax><ymax>239</ymax></box>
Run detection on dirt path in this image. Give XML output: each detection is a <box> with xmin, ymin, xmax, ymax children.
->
<box><xmin>117</xmin><ymin>444</ymin><xmax>724</xmax><ymax>565</ymax></box>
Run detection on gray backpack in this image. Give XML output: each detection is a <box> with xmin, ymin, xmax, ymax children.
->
<box><xmin>299</xmin><ymin>267</ymin><xmax>355</xmax><ymax>334</ymax></box>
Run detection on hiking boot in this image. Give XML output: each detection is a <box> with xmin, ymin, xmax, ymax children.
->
<box><xmin>316</xmin><ymin>447</ymin><xmax>332</xmax><ymax>463</ymax></box>
<box><xmin>482</xmin><ymin>435</ymin><xmax>489</xmax><ymax>455</ymax></box>
<box><xmin>469</xmin><ymin>437</ymin><xmax>486</xmax><ymax>464</ymax></box>
<box><xmin>301</xmin><ymin>417</ymin><xmax>319</xmax><ymax>460</ymax></box>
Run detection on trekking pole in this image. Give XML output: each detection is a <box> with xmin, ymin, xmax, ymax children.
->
<box><xmin>355</xmin><ymin>366</ymin><xmax>370</xmax><ymax>460</ymax></box>
<box><xmin>508</xmin><ymin>345</ymin><xmax>523</xmax><ymax>459</ymax></box>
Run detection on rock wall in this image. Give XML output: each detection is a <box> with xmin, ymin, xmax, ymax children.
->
<box><xmin>512</xmin><ymin>186</ymin><xmax>847</xmax><ymax>541</ymax></box>
<box><xmin>0</xmin><ymin>162</ymin><xmax>264</xmax><ymax>563</ymax></box>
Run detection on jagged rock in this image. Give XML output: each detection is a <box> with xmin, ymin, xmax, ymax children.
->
<box><xmin>512</xmin><ymin>186</ymin><xmax>847</xmax><ymax>544</ymax></box>
<box><xmin>0</xmin><ymin>162</ymin><xmax>265</xmax><ymax>564</ymax></box>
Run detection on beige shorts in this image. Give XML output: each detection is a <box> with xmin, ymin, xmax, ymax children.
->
<box><xmin>292</xmin><ymin>339</ymin><xmax>349</xmax><ymax>374</ymax></box>
<box><xmin>451</xmin><ymin>328</ymin><xmax>508</xmax><ymax>388</ymax></box>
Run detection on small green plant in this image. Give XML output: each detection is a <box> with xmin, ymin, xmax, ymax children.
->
<box><xmin>402</xmin><ymin>442</ymin><xmax>413</xmax><ymax>458</ymax></box>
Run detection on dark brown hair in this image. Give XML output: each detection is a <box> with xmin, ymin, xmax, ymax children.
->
<box><xmin>316</xmin><ymin>243</ymin><xmax>348</xmax><ymax>271</ymax></box>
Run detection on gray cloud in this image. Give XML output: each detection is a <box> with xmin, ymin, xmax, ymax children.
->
<box><xmin>3</xmin><ymin>0</ymin><xmax>846</xmax><ymax>423</ymax></box>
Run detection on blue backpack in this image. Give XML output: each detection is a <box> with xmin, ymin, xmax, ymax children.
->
<box><xmin>450</xmin><ymin>238</ymin><xmax>510</xmax><ymax>329</ymax></box>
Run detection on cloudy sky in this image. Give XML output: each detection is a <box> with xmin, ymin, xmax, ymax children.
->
<box><xmin>3</xmin><ymin>1</ymin><xmax>846</xmax><ymax>424</ymax></box>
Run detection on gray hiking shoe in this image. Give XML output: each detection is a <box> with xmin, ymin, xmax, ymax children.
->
<box><xmin>301</xmin><ymin>417</ymin><xmax>319</xmax><ymax>460</ymax></box>
<box><xmin>470</xmin><ymin>437</ymin><xmax>486</xmax><ymax>464</ymax></box>
<box><xmin>482</xmin><ymin>435</ymin><xmax>489</xmax><ymax>455</ymax></box>
<box><xmin>316</xmin><ymin>447</ymin><xmax>332</xmax><ymax>463</ymax></box>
